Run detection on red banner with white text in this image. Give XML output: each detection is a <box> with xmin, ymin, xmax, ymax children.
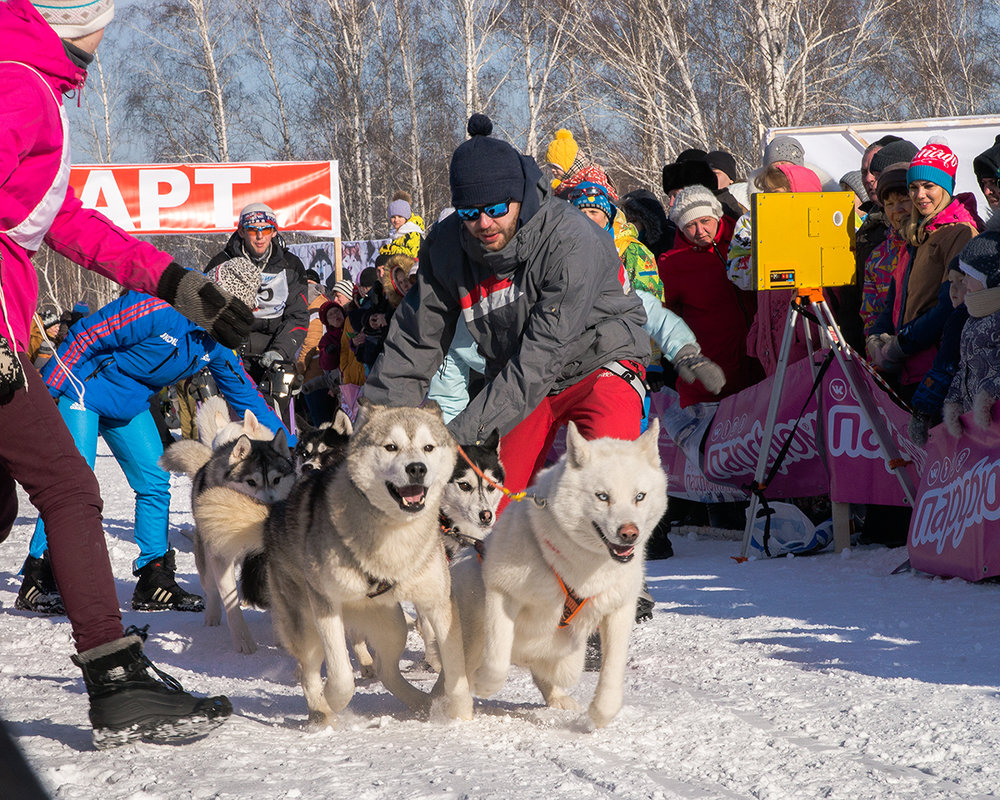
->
<box><xmin>68</xmin><ymin>161</ymin><xmax>340</xmax><ymax>236</ymax></box>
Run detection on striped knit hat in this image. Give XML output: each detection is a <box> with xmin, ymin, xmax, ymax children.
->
<box><xmin>33</xmin><ymin>0</ymin><xmax>114</xmax><ymax>38</ymax></box>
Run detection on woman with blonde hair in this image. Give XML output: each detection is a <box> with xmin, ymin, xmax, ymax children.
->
<box><xmin>868</xmin><ymin>142</ymin><xmax>981</xmax><ymax>399</ymax></box>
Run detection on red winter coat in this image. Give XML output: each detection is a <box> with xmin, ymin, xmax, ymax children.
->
<box><xmin>658</xmin><ymin>215</ymin><xmax>761</xmax><ymax>406</ymax></box>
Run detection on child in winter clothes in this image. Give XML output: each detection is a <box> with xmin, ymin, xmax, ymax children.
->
<box><xmin>942</xmin><ymin>231</ymin><xmax>1000</xmax><ymax>437</ymax></box>
<box><xmin>868</xmin><ymin>143</ymin><xmax>980</xmax><ymax>400</ymax></box>
<box><xmin>379</xmin><ymin>193</ymin><xmax>425</xmax><ymax>259</ymax></box>
<box><xmin>861</xmin><ymin>164</ymin><xmax>912</xmax><ymax>336</ymax></box>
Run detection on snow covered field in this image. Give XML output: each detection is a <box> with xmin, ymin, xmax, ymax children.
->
<box><xmin>2</xmin><ymin>442</ymin><xmax>1000</xmax><ymax>799</ymax></box>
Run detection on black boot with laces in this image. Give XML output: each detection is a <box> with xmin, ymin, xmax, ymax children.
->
<box><xmin>72</xmin><ymin>625</ymin><xmax>232</xmax><ymax>749</ymax></box>
<box><xmin>15</xmin><ymin>552</ymin><xmax>65</xmax><ymax>615</ymax></box>
<box><xmin>131</xmin><ymin>549</ymin><xmax>205</xmax><ymax>612</ymax></box>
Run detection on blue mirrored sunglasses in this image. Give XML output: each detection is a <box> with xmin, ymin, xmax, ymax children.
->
<box><xmin>455</xmin><ymin>199</ymin><xmax>512</xmax><ymax>221</ymax></box>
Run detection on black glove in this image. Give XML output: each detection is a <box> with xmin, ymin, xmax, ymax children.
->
<box><xmin>0</xmin><ymin>336</ymin><xmax>26</xmax><ymax>405</ymax></box>
<box><xmin>156</xmin><ymin>262</ymin><xmax>253</xmax><ymax>349</ymax></box>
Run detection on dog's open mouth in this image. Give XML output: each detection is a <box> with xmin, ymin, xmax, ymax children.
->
<box><xmin>387</xmin><ymin>482</ymin><xmax>427</xmax><ymax>512</ymax></box>
<box><xmin>592</xmin><ymin>521</ymin><xmax>635</xmax><ymax>563</ymax></box>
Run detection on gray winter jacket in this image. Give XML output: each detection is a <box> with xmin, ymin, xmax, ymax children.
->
<box><xmin>364</xmin><ymin>180</ymin><xmax>649</xmax><ymax>444</ymax></box>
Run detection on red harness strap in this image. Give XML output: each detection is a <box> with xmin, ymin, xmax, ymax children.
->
<box><xmin>553</xmin><ymin>568</ymin><xmax>588</xmax><ymax>628</ymax></box>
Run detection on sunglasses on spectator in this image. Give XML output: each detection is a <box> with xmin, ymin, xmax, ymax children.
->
<box><xmin>455</xmin><ymin>200</ymin><xmax>512</xmax><ymax>221</ymax></box>
<box><xmin>245</xmin><ymin>224</ymin><xmax>276</xmax><ymax>234</ymax></box>
<box><xmin>564</xmin><ymin>185</ymin><xmax>609</xmax><ymax>202</ymax></box>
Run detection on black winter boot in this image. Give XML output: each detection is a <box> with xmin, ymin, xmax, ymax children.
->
<box><xmin>15</xmin><ymin>552</ymin><xmax>65</xmax><ymax>615</ymax></box>
<box><xmin>132</xmin><ymin>550</ymin><xmax>205</xmax><ymax>612</ymax></box>
<box><xmin>72</xmin><ymin>626</ymin><xmax>232</xmax><ymax>749</ymax></box>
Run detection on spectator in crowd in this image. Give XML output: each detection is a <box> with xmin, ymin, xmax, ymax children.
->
<box><xmin>544</xmin><ymin>128</ymin><xmax>585</xmax><ymax>191</ymax></box>
<box><xmin>23</xmin><ymin>261</ymin><xmax>287</xmax><ymax>616</ymax></box>
<box><xmin>868</xmin><ymin>142</ymin><xmax>980</xmax><ymax>401</ymax></box>
<box><xmin>973</xmin><ymin>135</ymin><xmax>1000</xmax><ymax>212</ymax></box>
<box><xmin>619</xmin><ymin>190</ymin><xmax>674</xmax><ymax>260</ymax></box>
<box><xmin>378</xmin><ymin>192</ymin><xmax>425</xmax><ymax>260</ymax></box>
<box><xmin>860</xmin><ymin>162</ymin><xmax>912</xmax><ymax>337</ymax></box>
<box><xmin>659</xmin><ymin>185</ymin><xmax>760</xmax><ymax>407</ymax></box>
<box><xmin>296</xmin><ymin>268</ymin><xmax>332</xmax><ymax>425</ymax></box>
<box><xmin>365</xmin><ymin>114</ymin><xmax>649</xmax><ymax>509</ymax></box>
<box><xmin>557</xmin><ymin>171</ymin><xmax>725</xmax><ymax>402</ymax></box>
<box><xmin>706</xmin><ymin>150</ymin><xmax>746</xmax><ymax>218</ymax></box>
<box><xmin>840</xmin><ymin>170</ymin><xmax>867</xmax><ymax>218</ymax></box>
<box><xmin>206</xmin><ymin>202</ymin><xmax>309</xmax><ymax>428</ymax></box>
<box><xmin>1</xmin><ymin>0</ymin><xmax>245</xmax><ymax>743</ymax></box>
<box><xmin>27</xmin><ymin>304</ymin><xmax>62</xmax><ymax>369</ymax></box>
<box><xmin>941</xmin><ymin>231</ymin><xmax>1000</xmax><ymax>437</ymax></box>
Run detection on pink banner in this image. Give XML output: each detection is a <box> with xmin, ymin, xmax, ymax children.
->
<box><xmin>703</xmin><ymin>356</ymin><xmax>827</xmax><ymax>497</ymax></box>
<box><xmin>821</xmin><ymin>358</ymin><xmax>923</xmax><ymax>505</ymax></box>
<box><xmin>908</xmin><ymin>407</ymin><xmax>1000</xmax><ymax>581</ymax></box>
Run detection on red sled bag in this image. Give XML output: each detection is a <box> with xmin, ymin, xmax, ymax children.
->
<box><xmin>908</xmin><ymin>406</ymin><xmax>1000</xmax><ymax>581</ymax></box>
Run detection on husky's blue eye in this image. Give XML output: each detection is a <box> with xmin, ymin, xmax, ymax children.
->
<box><xmin>635</xmin><ymin>492</ymin><xmax>646</xmax><ymax>502</ymax></box>
<box><xmin>596</xmin><ymin>491</ymin><xmax>609</xmax><ymax>502</ymax></box>
<box><xmin>384</xmin><ymin>444</ymin><xmax>398</xmax><ymax>452</ymax></box>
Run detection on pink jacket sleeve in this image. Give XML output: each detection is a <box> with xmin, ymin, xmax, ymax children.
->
<box><xmin>43</xmin><ymin>185</ymin><xmax>172</xmax><ymax>296</ymax></box>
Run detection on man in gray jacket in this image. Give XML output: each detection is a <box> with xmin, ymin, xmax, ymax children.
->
<box><xmin>365</xmin><ymin>114</ymin><xmax>650</xmax><ymax>507</ymax></box>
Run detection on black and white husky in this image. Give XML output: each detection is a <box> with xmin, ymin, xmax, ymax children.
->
<box><xmin>438</xmin><ymin>429</ymin><xmax>505</xmax><ymax>559</ymax></box>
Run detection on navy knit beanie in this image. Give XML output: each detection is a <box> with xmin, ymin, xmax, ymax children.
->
<box><xmin>449</xmin><ymin>114</ymin><xmax>525</xmax><ymax>208</ymax></box>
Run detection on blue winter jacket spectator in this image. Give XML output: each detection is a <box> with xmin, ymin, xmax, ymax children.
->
<box><xmin>41</xmin><ymin>291</ymin><xmax>288</xmax><ymax>439</ymax></box>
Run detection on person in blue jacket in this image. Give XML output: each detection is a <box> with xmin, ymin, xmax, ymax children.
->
<box><xmin>19</xmin><ymin>262</ymin><xmax>290</xmax><ymax>615</ymax></box>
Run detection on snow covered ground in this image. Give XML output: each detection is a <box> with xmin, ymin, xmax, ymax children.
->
<box><xmin>2</xmin><ymin>442</ymin><xmax>1000</xmax><ymax>799</ymax></box>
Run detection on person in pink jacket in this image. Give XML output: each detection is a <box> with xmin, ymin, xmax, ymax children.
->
<box><xmin>0</xmin><ymin>0</ymin><xmax>250</xmax><ymax>748</ymax></box>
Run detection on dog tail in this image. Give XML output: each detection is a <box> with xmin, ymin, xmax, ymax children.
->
<box><xmin>240</xmin><ymin>551</ymin><xmax>270</xmax><ymax>609</ymax></box>
<box><xmin>194</xmin><ymin>486</ymin><xmax>270</xmax><ymax>567</ymax></box>
<box><xmin>159</xmin><ymin>439</ymin><xmax>213</xmax><ymax>476</ymax></box>
<box><xmin>195</xmin><ymin>395</ymin><xmax>231</xmax><ymax>446</ymax></box>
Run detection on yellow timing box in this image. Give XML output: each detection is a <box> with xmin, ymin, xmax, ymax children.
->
<box><xmin>751</xmin><ymin>192</ymin><xmax>857</xmax><ymax>290</ymax></box>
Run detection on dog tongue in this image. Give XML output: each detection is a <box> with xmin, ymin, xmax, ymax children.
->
<box><xmin>613</xmin><ymin>543</ymin><xmax>635</xmax><ymax>558</ymax></box>
<box><xmin>399</xmin><ymin>485</ymin><xmax>426</xmax><ymax>506</ymax></box>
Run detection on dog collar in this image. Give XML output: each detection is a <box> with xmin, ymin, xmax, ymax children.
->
<box><xmin>439</xmin><ymin>511</ymin><xmax>486</xmax><ymax>559</ymax></box>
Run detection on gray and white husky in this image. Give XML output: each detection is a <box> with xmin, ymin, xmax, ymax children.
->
<box><xmin>451</xmin><ymin>420</ymin><xmax>667</xmax><ymax>728</ymax></box>
<box><xmin>160</xmin><ymin>419</ymin><xmax>295</xmax><ymax>653</ymax></box>
<box><xmin>197</xmin><ymin>402</ymin><xmax>474</xmax><ymax>724</ymax></box>
<box><xmin>439</xmin><ymin>429</ymin><xmax>504</xmax><ymax>559</ymax></box>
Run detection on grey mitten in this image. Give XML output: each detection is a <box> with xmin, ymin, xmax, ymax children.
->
<box><xmin>943</xmin><ymin>401</ymin><xmax>963</xmax><ymax>438</ymax></box>
<box><xmin>973</xmin><ymin>390</ymin><xmax>995</xmax><ymax>430</ymax></box>
<box><xmin>908</xmin><ymin>411</ymin><xmax>931</xmax><ymax>447</ymax></box>
<box><xmin>156</xmin><ymin>262</ymin><xmax>253</xmax><ymax>349</ymax></box>
<box><xmin>259</xmin><ymin>350</ymin><xmax>283</xmax><ymax>370</ymax></box>
<box><xmin>674</xmin><ymin>344</ymin><xmax>726</xmax><ymax>395</ymax></box>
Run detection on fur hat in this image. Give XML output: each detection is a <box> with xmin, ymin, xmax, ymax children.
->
<box><xmin>763</xmin><ymin>136</ymin><xmax>804</xmax><ymax>167</ymax></box>
<box><xmin>212</xmin><ymin>257</ymin><xmax>261</xmax><ymax>309</ymax></box>
<box><xmin>329</xmin><ymin>278</ymin><xmax>354</xmax><ymax>301</ymax></box>
<box><xmin>839</xmin><ymin>170</ymin><xmax>866</xmax><ymax>199</ymax></box>
<box><xmin>958</xmin><ymin>231</ymin><xmax>1000</xmax><ymax>289</ymax></box>
<box><xmin>238</xmin><ymin>202</ymin><xmax>278</xmax><ymax>229</ymax></box>
<box><xmin>545</xmin><ymin>129</ymin><xmax>580</xmax><ymax>173</ymax></box>
<box><xmin>869</xmin><ymin>139</ymin><xmax>919</xmax><ymax>176</ymax></box>
<box><xmin>668</xmin><ymin>185</ymin><xmax>723</xmax><ymax>229</ymax></box>
<box><xmin>876</xmin><ymin>163</ymin><xmax>911</xmax><ymax>203</ymax></box>
<box><xmin>706</xmin><ymin>150</ymin><xmax>738</xmax><ymax>182</ymax></box>
<box><xmin>662</xmin><ymin>158</ymin><xmax>718</xmax><ymax>195</ymax></box>
<box><xmin>388</xmin><ymin>199</ymin><xmax>411</xmax><ymax>220</ymax></box>
<box><xmin>34</xmin><ymin>0</ymin><xmax>114</xmax><ymax>38</ymax></box>
<box><xmin>908</xmin><ymin>141</ymin><xmax>959</xmax><ymax>195</ymax></box>
<box><xmin>450</xmin><ymin>114</ymin><xmax>526</xmax><ymax>207</ymax></box>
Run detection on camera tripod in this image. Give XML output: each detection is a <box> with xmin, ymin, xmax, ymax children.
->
<box><xmin>739</xmin><ymin>288</ymin><xmax>918</xmax><ymax>558</ymax></box>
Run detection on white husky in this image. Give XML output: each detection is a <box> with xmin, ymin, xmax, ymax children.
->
<box><xmin>450</xmin><ymin>420</ymin><xmax>667</xmax><ymax>728</ymax></box>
